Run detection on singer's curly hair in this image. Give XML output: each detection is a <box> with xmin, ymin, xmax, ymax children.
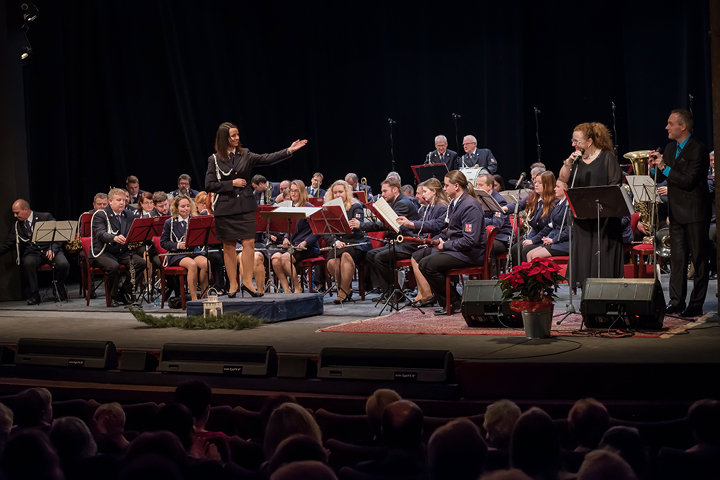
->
<box><xmin>573</xmin><ymin>122</ymin><xmax>614</xmax><ymax>152</ymax></box>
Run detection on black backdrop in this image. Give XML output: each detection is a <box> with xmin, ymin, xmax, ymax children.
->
<box><xmin>13</xmin><ymin>0</ymin><xmax>716</xmax><ymax>220</ymax></box>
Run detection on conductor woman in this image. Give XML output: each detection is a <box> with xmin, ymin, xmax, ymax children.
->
<box><xmin>205</xmin><ymin>122</ymin><xmax>307</xmax><ymax>297</ymax></box>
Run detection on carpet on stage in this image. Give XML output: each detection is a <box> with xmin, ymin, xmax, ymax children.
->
<box><xmin>318</xmin><ymin>309</ymin><xmax>709</xmax><ymax>338</ymax></box>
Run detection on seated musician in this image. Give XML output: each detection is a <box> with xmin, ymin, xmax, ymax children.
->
<box><xmin>251</xmin><ymin>175</ymin><xmax>280</xmax><ymax>205</ymax></box>
<box><xmin>160</xmin><ymin>195</ymin><xmax>208</xmax><ymax>301</ymax></box>
<box><xmin>526</xmin><ymin>179</ymin><xmax>571</xmax><ymax>261</ymax></box>
<box><xmin>306</xmin><ymin>172</ymin><xmax>326</xmax><ymax>198</ymax></box>
<box><xmin>402</xmin><ymin>185</ymin><xmax>419</xmax><ymax>209</ymax></box>
<box><xmin>136</xmin><ymin>192</ymin><xmax>157</xmax><ymax>218</ymax></box>
<box><xmin>323</xmin><ymin>180</ymin><xmax>372</xmax><ymax>303</ymax></box>
<box><xmin>348</xmin><ymin>179</ymin><xmax>419</xmax><ymax>302</ymax></box>
<box><xmin>275</xmin><ymin>180</ymin><xmax>291</xmax><ymax>204</ymax></box>
<box><xmin>345</xmin><ymin>173</ymin><xmax>373</xmax><ymax>198</ymax></box>
<box><xmin>152</xmin><ymin>191</ymin><xmax>170</xmax><ymax>216</ymax></box>
<box><xmin>271</xmin><ymin>180</ymin><xmax>320</xmax><ymax>293</ymax></box>
<box><xmin>396</xmin><ymin>178</ymin><xmax>449</xmax><ymax>308</ymax></box>
<box><xmin>195</xmin><ymin>191</ymin><xmax>210</xmax><ymax>216</ymax></box>
<box><xmin>0</xmin><ymin>199</ymin><xmax>70</xmax><ymax>304</ymax></box>
<box><xmin>90</xmin><ymin>188</ymin><xmax>146</xmax><ymax>307</ymax></box>
<box><xmin>122</xmin><ymin>189</ymin><xmax>137</xmax><ymax>213</ymax></box>
<box><xmin>87</xmin><ymin>193</ymin><xmax>108</xmax><ymax>214</ymax></box>
<box><xmin>193</xmin><ymin>191</ymin><xmax>225</xmax><ymax>292</ymax></box>
<box><xmin>418</xmin><ymin>171</ymin><xmax>486</xmax><ymax>315</ymax></box>
<box><xmin>126</xmin><ymin>175</ymin><xmax>147</xmax><ymax>205</ymax></box>
<box><xmin>475</xmin><ymin>174</ymin><xmax>512</xmax><ymax>256</ymax></box>
<box><xmin>169</xmin><ymin>174</ymin><xmax>199</xmax><ymax>199</ymax></box>
<box><xmin>458</xmin><ymin>135</ymin><xmax>498</xmax><ymax>174</ymax></box>
<box><xmin>509</xmin><ymin>171</ymin><xmax>558</xmax><ymax>264</ymax></box>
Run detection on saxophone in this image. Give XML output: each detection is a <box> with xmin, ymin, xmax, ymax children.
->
<box><xmin>265</xmin><ymin>182</ymin><xmax>272</xmax><ymax>205</ymax></box>
<box><xmin>623</xmin><ymin>150</ymin><xmax>654</xmax><ymax>244</ymax></box>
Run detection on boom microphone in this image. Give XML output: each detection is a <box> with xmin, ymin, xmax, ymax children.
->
<box><xmin>452</xmin><ymin>113</ymin><xmax>461</xmax><ymax>119</ymax></box>
<box><xmin>388</xmin><ymin>118</ymin><xmax>396</xmax><ymax>125</ymax></box>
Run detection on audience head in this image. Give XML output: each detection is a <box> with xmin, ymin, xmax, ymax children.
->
<box><xmin>381</xmin><ymin>399</ymin><xmax>424</xmax><ymax>450</ymax></box>
<box><xmin>0</xmin><ymin>429</ymin><xmax>64</xmax><ymax>480</ymax></box>
<box><xmin>598</xmin><ymin>426</ymin><xmax>648</xmax><ymax>478</ymax></box>
<box><xmin>270</xmin><ymin>460</ymin><xmax>337</xmax><ymax>480</ymax></box>
<box><xmin>93</xmin><ymin>192</ymin><xmax>109</xmax><ymax>211</ymax></box>
<box><xmin>483</xmin><ymin>399</ymin><xmax>522</xmax><ymax>449</ymax></box>
<box><xmin>569</xmin><ymin>398</ymin><xmax>610</xmax><ymax>450</ymax></box>
<box><xmin>261</xmin><ymin>394</ymin><xmax>299</xmax><ymax>429</ymax></box>
<box><xmin>577</xmin><ymin>449</ymin><xmax>637</xmax><ymax>480</ymax></box>
<box><xmin>153</xmin><ymin>191</ymin><xmax>169</xmax><ymax>215</ymax></box>
<box><xmin>0</xmin><ymin>402</ymin><xmax>12</xmax><ymax>448</ymax></box>
<box><xmin>289</xmin><ymin>180</ymin><xmax>309</xmax><ymax>207</ymax></box>
<box><xmin>573</xmin><ymin>122</ymin><xmax>614</xmax><ymax>152</ymax></box>
<box><xmin>123</xmin><ymin>431</ymin><xmax>188</xmax><ymax>469</ymax></box>
<box><xmin>93</xmin><ymin>402</ymin><xmax>126</xmax><ymax>438</ymax></box>
<box><xmin>267</xmin><ymin>434</ymin><xmax>328</xmax><ymax>476</ymax></box>
<box><xmin>175</xmin><ymin>380</ymin><xmax>212</xmax><ymax>424</ymax></box>
<box><xmin>365</xmin><ymin>389</ymin><xmax>402</xmax><ymax>439</ymax></box>
<box><xmin>153</xmin><ymin>403</ymin><xmax>195</xmax><ymax>450</ymax></box>
<box><xmin>510</xmin><ymin>407</ymin><xmax>561</xmax><ymax>478</ymax></box>
<box><xmin>264</xmin><ymin>402</ymin><xmax>322</xmax><ymax>458</ymax></box>
<box><xmin>428</xmin><ymin>418</ymin><xmax>488</xmax><ymax>480</ymax></box>
<box><xmin>118</xmin><ymin>454</ymin><xmax>183</xmax><ymax>480</ymax></box>
<box><xmin>214</xmin><ymin>121</ymin><xmax>241</xmax><ymax>160</ymax></box>
<box><xmin>493</xmin><ymin>174</ymin><xmax>505</xmax><ymax>192</ymax></box>
<box><xmin>479</xmin><ymin>469</ymin><xmax>533</xmax><ymax>480</ymax></box>
<box><xmin>435</xmin><ymin>135</ymin><xmax>449</xmax><ymax>154</ymax></box>
<box><xmin>14</xmin><ymin>387</ymin><xmax>52</xmax><ymax>429</ymax></box>
<box><xmin>126</xmin><ymin>175</ymin><xmax>140</xmax><ymax>195</ymax></box>
<box><xmin>688</xmin><ymin>398</ymin><xmax>720</xmax><ymax>446</ymax></box>
<box><xmin>169</xmin><ymin>194</ymin><xmax>197</xmax><ymax>219</ymax></box>
<box><xmin>49</xmin><ymin>416</ymin><xmax>98</xmax><ymax>466</ymax></box>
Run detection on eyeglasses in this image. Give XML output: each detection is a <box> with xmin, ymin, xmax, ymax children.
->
<box><xmin>462</xmin><ymin>142</ymin><xmax>476</xmax><ymax>146</ymax></box>
<box><xmin>571</xmin><ymin>139</ymin><xmax>584</xmax><ymax>145</ymax></box>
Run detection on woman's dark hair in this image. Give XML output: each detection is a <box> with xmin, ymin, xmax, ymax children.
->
<box><xmin>510</xmin><ymin>407</ymin><xmax>561</xmax><ymax>477</ymax></box>
<box><xmin>214</xmin><ymin>122</ymin><xmax>240</xmax><ymax>161</ymax></box>
<box><xmin>153</xmin><ymin>404</ymin><xmax>195</xmax><ymax>450</ymax></box>
<box><xmin>1</xmin><ymin>430</ymin><xmax>64</xmax><ymax>480</ymax></box>
<box><xmin>493</xmin><ymin>174</ymin><xmax>505</xmax><ymax>192</ymax></box>
<box><xmin>123</xmin><ymin>431</ymin><xmax>188</xmax><ymax>468</ymax></box>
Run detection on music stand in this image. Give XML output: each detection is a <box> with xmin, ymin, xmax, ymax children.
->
<box><xmin>32</xmin><ymin>220</ymin><xmax>78</xmax><ymax>302</ymax></box>
<box><xmin>411</xmin><ymin>163</ymin><xmax>449</xmax><ymax>184</ymax></box>
<box><xmin>565</xmin><ymin>185</ymin><xmax>633</xmax><ymax>279</ymax></box>
<box><xmin>476</xmin><ymin>190</ymin><xmax>504</xmax><ymax>214</ymax></box>
<box><xmin>127</xmin><ymin>216</ymin><xmax>169</xmax><ymax>306</ymax></box>
<box><xmin>353</xmin><ymin>191</ymin><xmax>367</xmax><ymax>203</ymax></box>
<box><xmin>308</xmin><ymin>197</ymin><xmax>324</xmax><ymax>207</ymax></box>
<box><xmin>184</xmin><ymin>215</ymin><xmax>221</xmax><ymax>298</ymax></box>
<box><xmin>307</xmin><ymin>202</ymin><xmax>354</xmax><ymax>301</ymax></box>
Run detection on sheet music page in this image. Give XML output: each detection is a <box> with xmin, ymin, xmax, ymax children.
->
<box><xmin>476</xmin><ymin>190</ymin><xmax>503</xmax><ymax>212</ymax></box>
<box><xmin>626</xmin><ymin>175</ymin><xmax>662</xmax><ymax>203</ymax></box>
<box><xmin>271</xmin><ymin>206</ymin><xmax>322</xmax><ymax>217</ymax></box>
<box><xmin>276</xmin><ymin>200</ymin><xmax>293</xmax><ymax>208</ymax></box>
<box><xmin>323</xmin><ymin>197</ymin><xmax>344</xmax><ymax>207</ymax></box>
<box><xmin>373</xmin><ymin>197</ymin><xmax>401</xmax><ymax>233</ymax></box>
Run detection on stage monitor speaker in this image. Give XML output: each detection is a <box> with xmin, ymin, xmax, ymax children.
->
<box><xmin>580</xmin><ymin>278</ymin><xmax>666</xmax><ymax>329</ymax></box>
<box><xmin>318</xmin><ymin>348</ymin><xmax>454</xmax><ymax>383</ymax></box>
<box><xmin>277</xmin><ymin>355</ymin><xmax>317</xmax><ymax>379</ymax></box>
<box><xmin>120</xmin><ymin>351</ymin><xmax>159</xmax><ymax>372</ymax></box>
<box><xmin>159</xmin><ymin>344</ymin><xmax>277</xmax><ymax>376</ymax></box>
<box><xmin>16</xmin><ymin>338</ymin><xmax>118</xmax><ymax>369</ymax></box>
<box><xmin>461</xmin><ymin>280</ymin><xmax>522</xmax><ymax>328</ymax></box>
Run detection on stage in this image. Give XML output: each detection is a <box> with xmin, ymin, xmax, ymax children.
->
<box><xmin>0</xmin><ymin>275</ymin><xmax>719</xmax><ymax>415</ymax></box>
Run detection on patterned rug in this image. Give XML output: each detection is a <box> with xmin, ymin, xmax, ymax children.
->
<box><xmin>318</xmin><ymin>309</ymin><xmax>711</xmax><ymax>338</ymax></box>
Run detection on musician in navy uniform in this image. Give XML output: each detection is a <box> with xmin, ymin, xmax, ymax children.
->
<box><xmin>306</xmin><ymin>172</ymin><xmax>326</xmax><ymax>198</ymax></box>
<box><xmin>160</xmin><ymin>195</ymin><xmax>208</xmax><ymax>301</ymax></box>
<box><xmin>169</xmin><ymin>174</ymin><xmax>200</xmax><ymax>199</ymax></box>
<box><xmin>418</xmin><ymin>171</ymin><xmax>486</xmax><ymax>315</ymax></box>
<box><xmin>475</xmin><ymin>174</ymin><xmax>512</xmax><ymax>256</ymax></box>
<box><xmin>323</xmin><ymin>180</ymin><xmax>372</xmax><ymax>303</ymax></box>
<box><xmin>126</xmin><ymin>175</ymin><xmax>147</xmax><ymax>205</ymax></box>
<box><xmin>345</xmin><ymin>173</ymin><xmax>373</xmax><ymax>198</ymax></box>
<box><xmin>458</xmin><ymin>135</ymin><xmax>498</xmax><ymax>174</ymax></box>
<box><xmin>0</xmin><ymin>199</ymin><xmax>70</xmax><ymax>304</ymax></box>
<box><xmin>526</xmin><ymin>179</ymin><xmax>571</xmax><ymax>261</ymax></box>
<box><xmin>349</xmin><ymin>179</ymin><xmax>419</xmax><ymax>302</ymax></box>
<box><xmin>251</xmin><ymin>175</ymin><xmax>281</xmax><ymax>206</ymax></box>
<box><xmin>90</xmin><ymin>188</ymin><xmax>146</xmax><ymax>307</ymax></box>
<box><xmin>396</xmin><ymin>178</ymin><xmax>449</xmax><ymax>308</ymax></box>
<box><xmin>271</xmin><ymin>180</ymin><xmax>321</xmax><ymax>294</ymax></box>
<box><xmin>426</xmin><ymin>135</ymin><xmax>458</xmax><ymax>169</ymax></box>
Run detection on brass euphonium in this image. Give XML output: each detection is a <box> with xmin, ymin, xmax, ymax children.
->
<box><xmin>623</xmin><ymin>150</ymin><xmax>654</xmax><ymax>244</ymax></box>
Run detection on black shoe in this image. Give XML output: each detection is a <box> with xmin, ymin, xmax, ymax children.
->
<box><xmin>122</xmin><ymin>292</ymin><xmax>133</xmax><ymax>305</ymax></box>
<box><xmin>241</xmin><ymin>284</ymin><xmax>263</xmax><ymax>298</ymax></box>
<box><xmin>417</xmin><ymin>296</ymin><xmax>437</xmax><ymax>308</ymax></box>
<box><xmin>681</xmin><ymin>306</ymin><xmax>703</xmax><ymax>318</ymax></box>
<box><xmin>666</xmin><ymin>304</ymin><xmax>685</xmax><ymax>315</ymax></box>
<box><xmin>89</xmin><ymin>291</ymin><xmax>98</xmax><ymax>300</ymax></box>
<box><xmin>110</xmin><ymin>299</ymin><xmax>120</xmax><ymax>308</ymax></box>
<box><xmin>27</xmin><ymin>294</ymin><xmax>41</xmax><ymax>306</ymax></box>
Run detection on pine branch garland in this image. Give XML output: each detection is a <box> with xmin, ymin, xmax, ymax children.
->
<box><xmin>131</xmin><ymin>308</ymin><xmax>264</xmax><ymax>330</ymax></box>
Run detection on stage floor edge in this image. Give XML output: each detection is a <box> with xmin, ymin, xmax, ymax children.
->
<box><xmin>186</xmin><ymin>293</ymin><xmax>323</xmax><ymax>323</ymax></box>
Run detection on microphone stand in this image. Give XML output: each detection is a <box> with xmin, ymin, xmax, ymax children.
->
<box><xmin>534</xmin><ymin>107</ymin><xmax>541</xmax><ymax>163</ymax></box>
<box><xmin>554</xmin><ymin>156</ymin><xmax>581</xmax><ymax>324</ymax></box>
<box><xmin>452</xmin><ymin>113</ymin><xmax>461</xmax><ymax>153</ymax></box>
<box><xmin>611</xmin><ymin>102</ymin><xmax>619</xmax><ymax>159</ymax></box>
<box><xmin>688</xmin><ymin>93</ymin><xmax>694</xmax><ymax>116</ymax></box>
<box><xmin>388</xmin><ymin>118</ymin><xmax>396</xmax><ymax>172</ymax></box>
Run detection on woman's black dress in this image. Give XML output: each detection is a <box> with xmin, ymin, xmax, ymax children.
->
<box><xmin>568</xmin><ymin>150</ymin><xmax>624</xmax><ymax>289</ymax></box>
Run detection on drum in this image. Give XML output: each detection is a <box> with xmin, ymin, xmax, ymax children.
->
<box><xmin>459</xmin><ymin>167</ymin><xmax>489</xmax><ymax>186</ymax></box>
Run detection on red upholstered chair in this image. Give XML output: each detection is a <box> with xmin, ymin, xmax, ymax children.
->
<box><xmin>80</xmin><ymin>237</ymin><xmax>126</xmax><ymax>307</ymax></box>
<box><xmin>444</xmin><ymin>226</ymin><xmax>498</xmax><ymax>315</ymax></box>
<box><xmin>296</xmin><ymin>255</ymin><xmax>328</xmax><ymax>293</ymax></box>
<box><xmin>152</xmin><ymin>236</ymin><xmax>188</xmax><ymax>310</ymax></box>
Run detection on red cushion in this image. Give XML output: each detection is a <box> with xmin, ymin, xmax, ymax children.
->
<box><xmin>396</xmin><ymin>259</ymin><xmax>412</xmax><ymax>267</ymax></box>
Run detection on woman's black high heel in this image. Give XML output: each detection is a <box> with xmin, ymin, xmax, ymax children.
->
<box><xmin>227</xmin><ymin>290</ymin><xmax>237</xmax><ymax>299</ymax></box>
<box><xmin>241</xmin><ymin>284</ymin><xmax>264</xmax><ymax>298</ymax></box>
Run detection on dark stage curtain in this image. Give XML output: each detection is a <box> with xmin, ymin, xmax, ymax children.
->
<box><xmin>14</xmin><ymin>0</ymin><xmax>714</xmax><ymax>223</ymax></box>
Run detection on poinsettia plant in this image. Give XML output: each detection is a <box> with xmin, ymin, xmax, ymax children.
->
<box><xmin>498</xmin><ymin>258</ymin><xmax>566</xmax><ymax>312</ymax></box>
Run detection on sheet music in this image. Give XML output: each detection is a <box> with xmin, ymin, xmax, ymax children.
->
<box><xmin>499</xmin><ymin>189</ymin><xmax>530</xmax><ymax>204</ymax></box>
<box><xmin>31</xmin><ymin>221</ymin><xmax>78</xmax><ymax>243</ymax></box>
<box><xmin>323</xmin><ymin>197</ymin><xmax>344</xmax><ymax>207</ymax></box>
<box><xmin>476</xmin><ymin>190</ymin><xmax>504</xmax><ymax>212</ymax></box>
<box><xmin>276</xmin><ymin>200</ymin><xmax>293</xmax><ymax>208</ymax></box>
<box><xmin>626</xmin><ymin>176</ymin><xmax>663</xmax><ymax>204</ymax></box>
<box><xmin>271</xmin><ymin>206</ymin><xmax>322</xmax><ymax>217</ymax></box>
<box><xmin>373</xmin><ymin>197</ymin><xmax>401</xmax><ymax>233</ymax></box>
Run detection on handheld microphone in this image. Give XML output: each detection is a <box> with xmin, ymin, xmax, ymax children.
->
<box><xmin>388</xmin><ymin>118</ymin><xmax>396</xmax><ymax>125</ymax></box>
<box><xmin>515</xmin><ymin>172</ymin><xmax>526</xmax><ymax>189</ymax></box>
<box><xmin>573</xmin><ymin>148</ymin><xmax>585</xmax><ymax>163</ymax></box>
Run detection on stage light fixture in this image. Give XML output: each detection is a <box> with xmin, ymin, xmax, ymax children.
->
<box><xmin>21</xmin><ymin>30</ymin><xmax>32</xmax><ymax>60</ymax></box>
<box><xmin>19</xmin><ymin>1</ymin><xmax>38</xmax><ymax>61</ymax></box>
<box><xmin>21</xmin><ymin>0</ymin><xmax>39</xmax><ymax>22</ymax></box>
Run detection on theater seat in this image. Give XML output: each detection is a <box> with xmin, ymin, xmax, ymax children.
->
<box><xmin>315</xmin><ymin>408</ymin><xmax>373</xmax><ymax>444</ymax></box>
<box><xmin>325</xmin><ymin>439</ymin><xmax>388</xmax><ymax>471</ymax></box>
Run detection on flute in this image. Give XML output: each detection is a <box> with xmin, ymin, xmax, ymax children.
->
<box><xmin>319</xmin><ymin>243</ymin><xmax>366</xmax><ymax>251</ymax></box>
<box><xmin>396</xmin><ymin>235</ymin><xmax>440</xmax><ymax>246</ymax></box>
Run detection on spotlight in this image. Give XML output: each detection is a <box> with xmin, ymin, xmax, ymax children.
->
<box><xmin>21</xmin><ymin>0</ymin><xmax>39</xmax><ymax>23</ymax></box>
<box><xmin>21</xmin><ymin>29</ymin><xmax>32</xmax><ymax>60</ymax></box>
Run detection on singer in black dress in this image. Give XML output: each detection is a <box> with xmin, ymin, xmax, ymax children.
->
<box><xmin>559</xmin><ymin>122</ymin><xmax>623</xmax><ymax>289</ymax></box>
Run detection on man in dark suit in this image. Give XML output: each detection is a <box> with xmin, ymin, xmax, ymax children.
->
<box><xmin>345</xmin><ymin>172</ymin><xmax>373</xmax><ymax>198</ymax></box>
<box><xmin>169</xmin><ymin>174</ymin><xmax>199</xmax><ymax>199</ymax></box>
<box><xmin>426</xmin><ymin>134</ymin><xmax>458</xmax><ymax>170</ymax></box>
<box><xmin>90</xmin><ymin>188</ymin><xmax>146</xmax><ymax>307</ymax></box>
<box><xmin>126</xmin><ymin>175</ymin><xmax>147</xmax><ymax>205</ymax></box>
<box><xmin>0</xmin><ymin>200</ymin><xmax>70</xmax><ymax>304</ymax></box>
<box><xmin>649</xmin><ymin>109</ymin><xmax>711</xmax><ymax>317</ymax></box>
<box><xmin>251</xmin><ymin>174</ymin><xmax>280</xmax><ymax>205</ymax></box>
<box><xmin>458</xmin><ymin>135</ymin><xmax>498</xmax><ymax>174</ymax></box>
<box><xmin>151</xmin><ymin>191</ymin><xmax>170</xmax><ymax>216</ymax></box>
<box><xmin>306</xmin><ymin>172</ymin><xmax>326</xmax><ymax>198</ymax></box>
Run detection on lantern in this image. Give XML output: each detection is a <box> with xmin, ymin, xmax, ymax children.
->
<box><xmin>203</xmin><ymin>289</ymin><xmax>223</xmax><ymax>318</ymax></box>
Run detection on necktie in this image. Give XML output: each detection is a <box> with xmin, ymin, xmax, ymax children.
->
<box><xmin>230</xmin><ymin>151</ymin><xmax>236</xmax><ymax>162</ymax></box>
<box><xmin>25</xmin><ymin>220</ymin><xmax>32</xmax><ymax>234</ymax></box>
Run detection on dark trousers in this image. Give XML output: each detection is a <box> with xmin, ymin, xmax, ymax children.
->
<box><xmin>492</xmin><ymin>239</ymin><xmax>508</xmax><ymax>256</ymax></box>
<box><xmin>92</xmin><ymin>251</ymin><xmax>146</xmax><ymax>299</ymax></box>
<box><xmin>669</xmin><ymin>220</ymin><xmax>710</xmax><ymax>310</ymax></box>
<box><xmin>23</xmin><ymin>251</ymin><xmax>70</xmax><ymax>296</ymax></box>
<box><xmin>418</xmin><ymin>252</ymin><xmax>472</xmax><ymax>304</ymax></box>
<box><xmin>369</xmin><ymin>243</ymin><xmax>416</xmax><ymax>293</ymax></box>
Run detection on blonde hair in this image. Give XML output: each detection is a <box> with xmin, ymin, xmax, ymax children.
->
<box><xmin>264</xmin><ymin>403</ymin><xmax>322</xmax><ymax>458</ymax></box>
<box><xmin>108</xmin><ymin>188</ymin><xmax>125</xmax><ymax>201</ymax></box>
<box><xmin>290</xmin><ymin>180</ymin><xmax>309</xmax><ymax>206</ymax></box>
<box><xmin>170</xmin><ymin>194</ymin><xmax>198</xmax><ymax>218</ymax></box>
<box><xmin>324</xmin><ymin>180</ymin><xmax>359</xmax><ymax>211</ymax></box>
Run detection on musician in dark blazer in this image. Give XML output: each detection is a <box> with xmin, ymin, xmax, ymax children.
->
<box><xmin>509</xmin><ymin>171</ymin><xmax>558</xmax><ymax>264</ymax></box>
<box><xmin>418</xmin><ymin>171</ymin><xmax>486</xmax><ymax>315</ymax></box>
<box><xmin>136</xmin><ymin>192</ymin><xmax>159</xmax><ymax>218</ymax></box>
<box><xmin>345</xmin><ymin>173</ymin><xmax>373</xmax><ymax>198</ymax></box>
<box><xmin>426</xmin><ymin>135</ymin><xmax>458</xmax><ymax>169</ymax></box>
<box><xmin>126</xmin><ymin>175</ymin><xmax>147</xmax><ymax>205</ymax></box>
<box><xmin>349</xmin><ymin>179</ymin><xmax>419</xmax><ymax>299</ymax></box>
<box><xmin>0</xmin><ymin>199</ymin><xmax>70</xmax><ymax>304</ymax></box>
<box><xmin>526</xmin><ymin>180</ymin><xmax>571</xmax><ymax>260</ymax></box>
<box><xmin>306</xmin><ymin>172</ymin><xmax>326</xmax><ymax>198</ymax></box>
<box><xmin>475</xmin><ymin>174</ymin><xmax>512</xmax><ymax>255</ymax></box>
<box><xmin>251</xmin><ymin>175</ymin><xmax>281</xmax><ymax>206</ymax></box>
<box><xmin>90</xmin><ymin>189</ymin><xmax>146</xmax><ymax>307</ymax></box>
<box><xmin>458</xmin><ymin>135</ymin><xmax>498</xmax><ymax>174</ymax></box>
<box><xmin>169</xmin><ymin>174</ymin><xmax>199</xmax><ymax>199</ymax></box>
<box><xmin>205</xmin><ymin>122</ymin><xmax>307</xmax><ymax>298</ymax></box>
<box><xmin>649</xmin><ymin>109</ymin><xmax>711</xmax><ymax>317</ymax></box>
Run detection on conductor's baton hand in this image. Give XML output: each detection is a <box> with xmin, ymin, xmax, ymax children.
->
<box><xmin>288</xmin><ymin>139</ymin><xmax>308</xmax><ymax>153</ymax></box>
